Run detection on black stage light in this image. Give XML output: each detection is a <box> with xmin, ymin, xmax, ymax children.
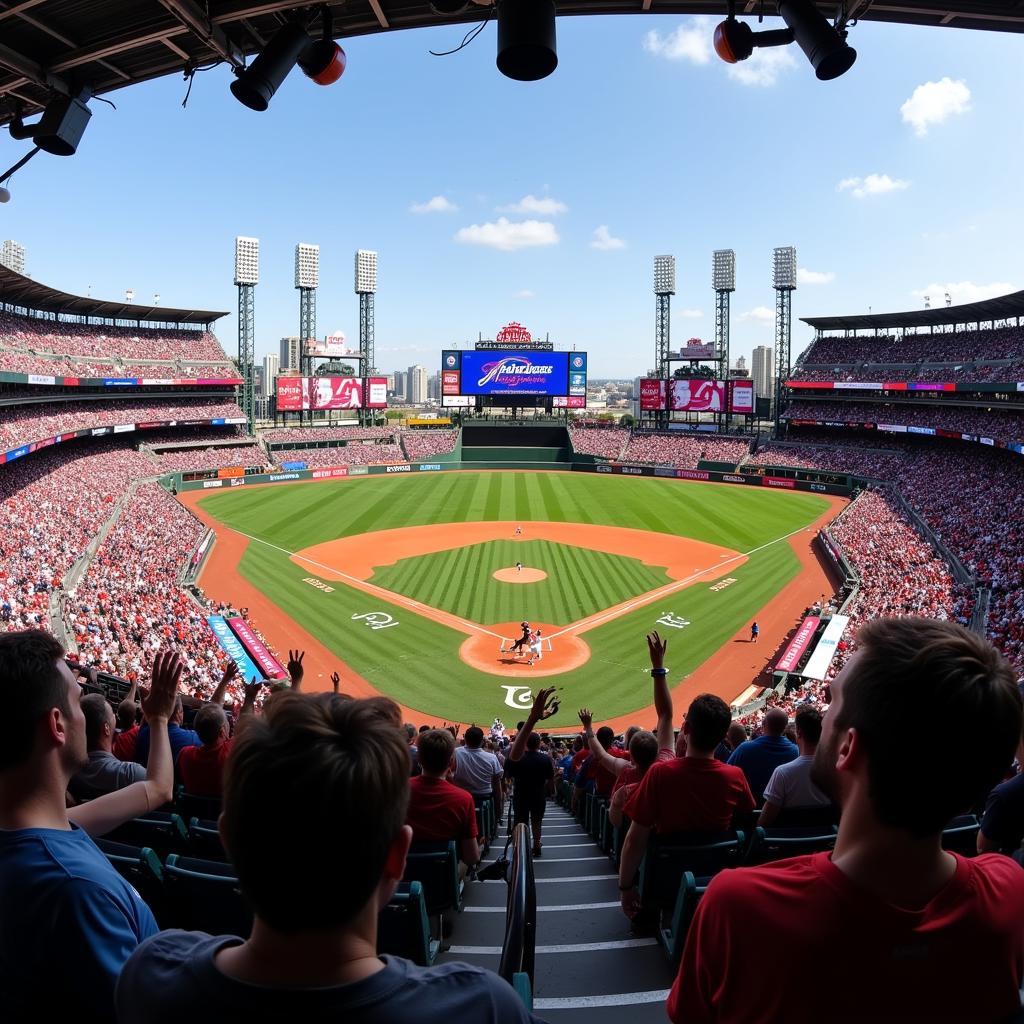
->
<box><xmin>430</xmin><ymin>0</ymin><xmax>473</xmax><ymax>13</ymax></box>
<box><xmin>778</xmin><ymin>0</ymin><xmax>856</xmax><ymax>80</ymax></box>
<box><xmin>496</xmin><ymin>0</ymin><xmax>557</xmax><ymax>82</ymax></box>
<box><xmin>231</xmin><ymin>22</ymin><xmax>314</xmax><ymax>111</ymax></box>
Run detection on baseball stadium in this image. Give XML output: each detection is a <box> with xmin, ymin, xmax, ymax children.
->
<box><xmin>1</xmin><ymin>2</ymin><xmax>1023</xmax><ymax>1022</ymax></box>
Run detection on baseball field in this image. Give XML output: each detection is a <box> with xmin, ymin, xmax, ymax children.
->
<box><xmin>184</xmin><ymin>471</ymin><xmax>843</xmax><ymax>730</ymax></box>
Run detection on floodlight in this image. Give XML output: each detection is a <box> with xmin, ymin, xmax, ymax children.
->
<box><xmin>772</xmin><ymin>246</ymin><xmax>797</xmax><ymax>290</ymax></box>
<box><xmin>654</xmin><ymin>255</ymin><xmax>676</xmax><ymax>295</ymax></box>
<box><xmin>496</xmin><ymin>0</ymin><xmax>557</xmax><ymax>82</ymax></box>
<box><xmin>712</xmin><ymin>249</ymin><xmax>736</xmax><ymax>292</ymax></box>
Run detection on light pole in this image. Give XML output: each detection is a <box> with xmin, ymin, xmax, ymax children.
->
<box><xmin>234</xmin><ymin>235</ymin><xmax>259</xmax><ymax>431</ymax></box>
<box><xmin>772</xmin><ymin>245</ymin><xmax>796</xmax><ymax>437</ymax></box>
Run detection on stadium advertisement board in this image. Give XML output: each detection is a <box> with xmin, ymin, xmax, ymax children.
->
<box><xmin>227</xmin><ymin>618</ymin><xmax>288</xmax><ymax>679</ymax></box>
<box><xmin>442</xmin><ymin>371</ymin><xmax>461</xmax><ymax>395</ymax></box>
<box><xmin>729</xmin><ymin>380</ymin><xmax>754</xmax><ymax>415</ymax></box>
<box><xmin>668</xmin><ymin>379</ymin><xmax>725</xmax><ymax>412</ymax></box>
<box><xmin>206</xmin><ymin>615</ymin><xmax>261</xmax><ymax>682</ymax></box>
<box><xmin>639</xmin><ymin>379</ymin><xmax>666</xmax><ymax>411</ymax></box>
<box><xmin>552</xmin><ymin>395</ymin><xmax>585</xmax><ymax>408</ymax></box>
<box><xmin>802</xmin><ymin>614</ymin><xmax>850</xmax><ymax>680</ymax></box>
<box><xmin>276</xmin><ymin>376</ymin><xmax>364</xmax><ymax>411</ymax></box>
<box><xmin>673</xmin><ymin>340</ymin><xmax>716</xmax><ymax>359</ymax></box>
<box><xmin>0</xmin><ymin>373</ymin><xmax>243</xmax><ymax>388</ymax></box>
<box><xmin>305</xmin><ymin>333</ymin><xmax>355</xmax><ymax>357</ymax></box>
<box><xmin>365</xmin><ymin>377</ymin><xmax>388</xmax><ymax>408</ymax></box>
<box><xmin>459</xmin><ymin>350</ymin><xmax>572</xmax><ymax>396</ymax></box>
<box><xmin>442</xmin><ymin>395</ymin><xmax>472</xmax><ymax>407</ymax></box>
<box><xmin>777</xmin><ymin>616</ymin><xmax>821</xmax><ymax>673</ymax></box>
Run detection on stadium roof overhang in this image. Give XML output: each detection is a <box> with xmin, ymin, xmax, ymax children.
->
<box><xmin>802</xmin><ymin>291</ymin><xmax>1024</xmax><ymax>332</ymax></box>
<box><xmin>0</xmin><ymin>265</ymin><xmax>228</xmax><ymax>325</ymax></box>
<box><xmin>2</xmin><ymin>0</ymin><xmax>1024</xmax><ymax>123</ymax></box>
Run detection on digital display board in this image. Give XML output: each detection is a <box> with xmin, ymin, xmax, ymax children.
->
<box><xmin>668</xmin><ymin>379</ymin><xmax>725</xmax><ymax>412</ymax></box>
<box><xmin>639</xmin><ymin>379</ymin><xmax>666</xmax><ymax>411</ymax></box>
<box><xmin>729</xmin><ymin>380</ymin><xmax>754</xmax><ymax>415</ymax></box>
<box><xmin>276</xmin><ymin>377</ymin><xmax>364</xmax><ymax>411</ymax></box>
<box><xmin>365</xmin><ymin>377</ymin><xmax>388</xmax><ymax>409</ymax></box>
<box><xmin>458</xmin><ymin>350</ymin><xmax>575</xmax><ymax>397</ymax></box>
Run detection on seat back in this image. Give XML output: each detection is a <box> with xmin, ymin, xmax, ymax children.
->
<box><xmin>769</xmin><ymin>804</ymin><xmax>840</xmax><ymax>829</ymax></box>
<box><xmin>187</xmin><ymin>817</ymin><xmax>228</xmax><ymax>860</ymax></box>
<box><xmin>402</xmin><ymin>840</ymin><xmax>463</xmax><ymax>915</ymax></box>
<box><xmin>94</xmin><ymin>838</ymin><xmax>165</xmax><ymax>919</ymax></box>
<box><xmin>105</xmin><ymin>811</ymin><xmax>188</xmax><ymax>860</ymax></box>
<box><xmin>942</xmin><ymin>814</ymin><xmax>980</xmax><ymax>857</ymax></box>
<box><xmin>378</xmin><ymin>881</ymin><xmax>438</xmax><ymax>966</ymax></box>
<box><xmin>639</xmin><ymin>831</ymin><xmax>745</xmax><ymax>909</ymax></box>
<box><xmin>162</xmin><ymin>854</ymin><xmax>252</xmax><ymax>935</ymax></box>
<box><xmin>175</xmin><ymin>786</ymin><xmax>223</xmax><ymax>823</ymax></box>
<box><xmin>747</xmin><ymin>826</ymin><xmax>838</xmax><ymax>864</ymax></box>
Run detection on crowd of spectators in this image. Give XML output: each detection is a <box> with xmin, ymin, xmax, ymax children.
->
<box><xmin>798</xmin><ymin>325</ymin><xmax>1024</xmax><ymax>366</ymax></box>
<box><xmin>568</xmin><ymin>425</ymin><xmax>629</xmax><ymax>460</ymax></box>
<box><xmin>621</xmin><ymin>431</ymin><xmax>752</xmax><ymax>467</ymax></box>
<box><xmin>401</xmin><ymin>428</ymin><xmax>459</xmax><ymax>460</ymax></box>
<box><xmin>261</xmin><ymin>426</ymin><xmax>396</xmax><ymax>443</ymax></box>
<box><xmin>748</xmin><ymin>439</ymin><xmax>911</xmax><ymax>479</ymax></box>
<box><xmin>0</xmin><ymin>398</ymin><xmax>245</xmax><ymax>451</ymax></box>
<box><xmin>782</xmin><ymin>400</ymin><xmax>1024</xmax><ymax>446</ymax></box>
<box><xmin>270</xmin><ymin>443</ymin><xmax>405</xmax><ymax>468</ymax></box>
<box><xmin>0</xmin><ymin>310</ymin><xmax>229</xmax><ymax>361</ymax></box>
<box><xmin>146</xmin><ymin>444</ymin><xmax>266</xmax><ymax>473</ymax></box>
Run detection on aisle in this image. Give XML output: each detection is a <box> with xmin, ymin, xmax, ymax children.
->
<box><xmin>436</xmin><ymin>804</ymin><xmax>677</xmax><ymax>1021</ymax></box>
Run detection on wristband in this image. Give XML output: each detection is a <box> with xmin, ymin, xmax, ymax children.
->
<box><xmin>650</xmin><ymin>668</ymin><xmax>668</xmax><ymax>677</ymax></box>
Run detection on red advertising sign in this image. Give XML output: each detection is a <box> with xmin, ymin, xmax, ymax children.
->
<box><xmin>311</xmin><ymin>467</ymin><xmax>350</xmax><ymax>479</ymax></box>
<box><xmin>365</xmin><ymin>377</ymin><xmax>388</xmax><ymax>409</ymax></box>
<box><xmin>764</xmin><ymin>476</ymin><xmax>796</xmax><ymax>488</ymax></box>
<box><xmin>729</xmin><ymin>380</ymin><xmax>754</xmax><ymax>415</ymax></box>
<box><xmin>668</xmin><ymin>379</ymin><xmax>725</xmax><ymax>412</ymax></box>
<box><xmin>276</xmin><ymin>376</ymin><xmax>364</xmax><ymax>411</ymax></box>
<box><xmin>674</xmin><ymin>340</ymin><xmax>716</xmax><ymax>359</ymax></box>
<box><xmin>777</xmin><ymin>616</ymin><xmax>821</xmax><ymax>673</ymax></box>
<box><xmin>552</xmin><ymin>395</ymin><xmax>586</xmax><ymax>408</ymax></box>
<box><xmin>496</xmin><ymin>321</ymin><xmax>532</xmax><ymax>344</ymax></box>
<box><xmin>676</xmin><ymin>469</ymin><xmax>710</xmax><ymax>480</ymax></box>
<box><xmin>639</xmin><ymin>378</ymin><xmax>667</xmax><ymax>411</ymax></box>
<box><xmin>442</xmin><ymin>370</ymin><xmax>461</xmax><ymax>395</ymax></box>
<box><xmin>226</xmin><ymin>618</ymin><xmax>288</xmax><ymax>679</ymax></box>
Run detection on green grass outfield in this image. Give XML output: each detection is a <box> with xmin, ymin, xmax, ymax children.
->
<box><xmin>198</xmin><ymin>472</ymin><xmax>830</xmax><ymax>726</ymax></box>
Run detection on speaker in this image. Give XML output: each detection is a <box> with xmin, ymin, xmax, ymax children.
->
<box><xmin>496</xmin><ymin>0</ymin><xmax>557</xmax><ymax>82</ymax></box>
<box><xmin>35</xmin><ymin>95</ymin><xmax>92</xmax><ymax>156</ymax></box>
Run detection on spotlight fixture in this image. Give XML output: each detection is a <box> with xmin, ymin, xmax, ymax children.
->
<box><xmin>6</xmin><ymin>92</ymin><xmax>92</xmax><ymax>156</ymax></box>
<box><xmin>496</xmin><ymin>0</ymin><xmax>557</xmax><ymax>82</ymax></box>
<box><xmin>714</xmin><ymin>0</ymin><xmax>855</xmax><ymax>81</ymax></box>
<box><xmin>230</xmin><ymin>9</ymin><xmax>346</xmax><ymax>111</ymax></box>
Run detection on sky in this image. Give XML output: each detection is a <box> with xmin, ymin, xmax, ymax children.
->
<box><xmin>2</xmin><ymin>13</ymin><xmax>1023</xmax><ymax>377</ymax></box>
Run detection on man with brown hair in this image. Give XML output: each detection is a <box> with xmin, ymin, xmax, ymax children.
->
<box><xmin>668</xmin><ymin>617</ymin><xmax>1024</xmax><ymax>1023</ymax></box>
<box><xmin>116</xmin><ymin>693</ymin><xmax>542</xmax><ymax>1022</ymax></box>
<box><xmin>0</xmin><ymin>634</ymin><xmax>182</xmax><ymax>1023</ymax></box>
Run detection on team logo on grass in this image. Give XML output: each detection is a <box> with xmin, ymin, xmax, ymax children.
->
<box><xmin>352</xmin><ymin>612</ymin><xmax>399</xmax><ymax>630</ymax></box>
<box><xmin>656</xmin><ymin>612</ymin><xmax>691</xmax><ymax>630</ymax></box>
<box><xmin>501</xmin><ymin>685</ymin><xmax>534</xmax><ymax>709</ymax></box>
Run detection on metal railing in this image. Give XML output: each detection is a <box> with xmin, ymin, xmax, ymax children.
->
<box><xmin>498</xmin><ymin>822</ymin><xmax>536</xmax><ymax>989</ymax></box>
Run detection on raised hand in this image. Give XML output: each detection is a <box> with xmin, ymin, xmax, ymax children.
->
<box><xmin>330</xmin><ymin>671</ymin><xmax>341</xmax><ymax>694</ymax></box>
<box><xmin>578</xmin><ymin>707</ymin><xmax>593</xmax><ymax>729</ymax></box>
<box><xmin>140</xmin><ymin>650</ymin><xmax>184</xmax><ymax>723</ymax></box>
<box><xmin>287</xmin><ymin>649</ymin><xmax>305</xmax><ymax>687</ymax></box>
<box><xmin>221</xmin><ymin>660</ymin><xmax>239</xmax><ymax>686</ymax></box>
<box><xmin>531</xmin><ymin>686</ymin><xmax>559</xmax><ymax>721</ymax></box>
<box><xmin>647</xmin><ymin>630</ymin><xmax>668</xmax><ymax>670</ymax></box>
<box><xmin>243</xmin><ymin>677</ymin><xmax>265</xmax><ymax>705</ymax></box>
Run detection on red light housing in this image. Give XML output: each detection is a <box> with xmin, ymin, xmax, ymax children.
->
<box><xmin>713</xmin><ymin>19</ymin><xmax>753</xmax><ymax>63</ymax></box>
<box><xmin>300</xmin><ymin>39</ymin><xmax>346</xmax><ymax>85</ymax></box>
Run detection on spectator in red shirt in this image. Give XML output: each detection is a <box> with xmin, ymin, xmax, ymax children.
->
<box><xmin>405</xmin><ymin>728</ymin><xmax>480</xmax><ymax>869</ymax></box>
<box><xmin>618</xmin><ymin>692</ymin><xmax>754</xmax><ymax>919</ymax></box>
<box><xmin>668</xmin><ymin>617</ymin><xmax>1024</xmax><ymax>1024</ymax></box>
<box><xmin>112</xmin><ymin>680</ymin><xmax>140</xmax><ymax>762</ymax></box>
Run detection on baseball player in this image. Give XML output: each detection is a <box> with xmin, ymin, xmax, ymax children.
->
<box><xmin>526</xmin><ymin>629</ymin><xmax>544</xmax><ymax>666</ymax></box>
<box><xmin>516</xmin><ymin>561</ymin><xmax>523</xmax><ymax>573</ymax></box>
<box><xmin>505</xmin><ymin>621</ymin><xmax>532</xmax><ymax>657</ymax></box>
<box><xmin>750</xmin><ymin>621</ymin><xmax>760</xmax><ymax>643</ymax></box>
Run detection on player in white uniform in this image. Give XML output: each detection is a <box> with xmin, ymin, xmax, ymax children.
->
<box><xmin>526</xmin><ymin>629</ymin><xmax>543</xmax><ymax>665</ymax></box>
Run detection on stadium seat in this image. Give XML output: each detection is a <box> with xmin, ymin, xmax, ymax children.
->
<box><xmin>162</xmin><ymin>854</ymin><xmax>252</xmax><ymax>935</ymax></box>
<box><xmin>473</xmin><ymin>795</ymin><xmax>496</xmax><ymax>843</ymax></box>
<box><xmin>638</xmin><ymin>830</ymin><xmax>746</xmax><ymax>911</ymax></box>
<box><xmin>94</xmin><ymin>838</ymin><xmax>165</xmax><ymax>920</ymax></box>
<box><xmin>746</xmin><ymin>825</ymin><xmax>839</xmax><ymax>864</ymax></box>
<box><xmin>512</xmin><ymin>972</ymin><xmax>533</xmax><ymax>1012</ymax></box>
<box><xmin>187</xmin><ymin>817</ymin><xmax>227</xmax><ymax>860</ymax></box>
<box><xmin>941</xmin><ymin>814</ymin><xmax>981</xmax><ymax>856</ymax></box>
<box><xmin>658</xmin><ymin>871</ymin><xmax>699</xmax><ymax>964</ymax></box>
<box><xmin>175</xmin><ymin>785</ymin><xmax>222</xmax><ymax>823</ymax></box>
<box><xmin>105</xmin><ymin>811</ymin><xmax>188</xmax><ymax>860</ymax></box>
<box><xmin>769</xmin><ymin>805</ymin><xmax>840</xmax><ymax>828</ymax></box>
<box><xmin>402</xmin><ymin>840</ymin><xmax>464</xmax><ymax>918</ymax></box>
<box><xmin>378</xmin><ymin>881</ymin><xmax>439</xmax><ymax>966</ymax></box>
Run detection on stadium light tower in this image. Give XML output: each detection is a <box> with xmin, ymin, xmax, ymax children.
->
<box><xmin>772</xmin><ymin>245</ymin><xmax>797</xmax><ymax>436</ymax></box>
<box><xmin>712</xmin><ymin>250</ymin><xmax>736</xmax><ymax>422</ymax></box>
<box><xmin>295</xmin><ymin>242</ymin><xmax>319</xmax><ymax>371</ymax></box>
<box><xmin>654</xmin><ymin>255</ymin><xmax>675</xmax><ymax>379</ymax></box>
<box><xmin>355</xmin><ymin>249</ymin><xmax>377</xmax><ymax>426</ymax></box>
<box><xmin>234</xmin><ymin>236</ymin><xmax>259</xmax><ymax>431</ymax></box>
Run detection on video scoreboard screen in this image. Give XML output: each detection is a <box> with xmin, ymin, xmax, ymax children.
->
<box><xmin>442</xmin><ymin>350</ymin><xmax>587</xmax><ymax>398</ymax></box>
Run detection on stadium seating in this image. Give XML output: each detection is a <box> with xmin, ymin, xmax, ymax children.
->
<box><xmin>796</xmin><ymin>325</ymin><xmax>1024</xmax><ymax>367</ymax></box>
<box><xmin>270</xmin><ymin>443</ymin><xmax>405</xmax><ymax>467</ymax></box>
<box><xmin>568</xmin><ymin>425</ymin><xmax>629</xmax><ymax>460</ymax></box>
<box><xmin>401</xmin><ymin>428</ymin><xmax>459</xmax><ymax>461</ymax></box>
<box><xmin>261</xmin><ymin>426</ymin><xmax>396</xmax><ymax>442</ymax></box>
<box><xmin>145</xmin><ymin>443</ymin><xmax>266</xmax><ymax>473</ymax></box>
<box><xmin>621</xmin><ymin>432</ymin><xmax>752</xmax><ymax>467</ymax></box>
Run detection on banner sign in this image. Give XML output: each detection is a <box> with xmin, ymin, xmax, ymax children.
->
<box><xmin>802</xmin><ymin>614</ymin><xmax>850</xmax><ymax>680</ymax></box>
<box><xmin>227</xmin><ymin>618</ymin><xmax>288</xmax><ymax>679</ymax></box>
<box><xmin>311</xmin><ymin>466</ymin><xmax>350</xmax><ymax>479</ymax></box>
<box><xmin>729</xmin><ymin>380</ymin><xmax>754</xmax><ymax>415</ymax></box>
<box><xmin>553</xmin><ymin>395</ymin><xmax>586</xmax><ymax>408</ymax></box>
<box><xmin>777</xmin><ymin>616</ymin><xmax>821</xmax><ymax>673</ymax></box>
<box><xmin>304</xmin><ymin>332</ymin><xmax>356</xmax><ymax>357</ymax></box>
<box><xmin>639</xmin><ymin>378</ymin><xmax>667</xmax><ymax>411</ymax></box>
<box><xmin>669</xmin><ymin>379</ymin><xmax>725</xmax><ymax>412</ymax></box>
<box><xmin>276</xmin><ymin>376</ymin><xmax>364</xmax><ymax>411</ymax></box>
<box><xmin>365</xmin><ymin>377</ymin><xmax>388</xmax><ymax>409</ymax></box>
<box><xmin>442</xmin><ymin>370</ymin><xmax>461</xmax><ymax>395</ymax></box>
<box><xmin>206</xmin><ymin>615</ymin><xmax>261</xmax><ymax>683</ymax></box>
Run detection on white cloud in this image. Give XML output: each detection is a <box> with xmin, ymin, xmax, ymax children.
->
<box><xmin>740</xmin><ymin>306</ymin><xmax>774</xmax><ymax>322</ymax></box>
<box><xmin>836</xmin><ymin>173</ymin><xmax>910</xmax><ymax>199</ymax></box>
<box><xmin>797</xmin><ymin>268</ymin><xmax>836</xmax><ymax>285</ymax></box>
<box><xmin>725</xmin><ymin>47</ymin><xmax>797</xmax><ymax>87</ymax></box>
<box><xmin>911</xmin><ymin>281</ymin><xmax>1014</xmax><ymax>305</ymax></box>
<box><xmin>498</xmin><ymin>194</ymin><xmax>568</xmax><ymax>216</ymax></box>
<box><xmin>454</xmin><ymin>218</ymin><xmax>559</xmax><ymax>252</ymax></box>
<box><xmin>410</xmin><ymin>195</ymin><xmax>457</xmax><ymax>214</ymax></box>
<box><xmin>900</xmin><ymin>77</ymin><xmax>971</xmax><ymax>136</ymax></box>
<box><xmin>513</xmin><ymin>289</ymin><xmax>536</xmax><ymax>299</ymax></box>
<box><xmin>591</xmin><ymin>225</ymin><xmax>626</xmax><ymax>251</ymax></box>
<box><xmin>642</xmin><ymin>21</ymin><xmax>711</xmax><ymax>64</ymax></box>
<box><xmin>678</xmin><ymin>308</ymin><xmax>703</xmax><ymax>318</ymax></box>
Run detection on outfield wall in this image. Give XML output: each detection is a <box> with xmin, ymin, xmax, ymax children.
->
<box><xmin>173</xmin><ymin>459</ymin><xmax>852</xmax><ymax>496</ymax></box>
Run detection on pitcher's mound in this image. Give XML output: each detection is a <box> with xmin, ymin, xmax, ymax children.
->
<box><xmin>493</xmin><ymin>567</ymin><xmax>547</xmax><ymax>583</ymax></box>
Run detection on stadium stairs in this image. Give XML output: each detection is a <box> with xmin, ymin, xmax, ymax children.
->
<box><xmin>437</xmin><ymin>803</ymin><xmax>676</xmax><ymax>1020</ymax></box>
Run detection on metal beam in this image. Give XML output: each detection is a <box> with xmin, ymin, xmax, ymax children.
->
<box><xmin>368</xmin><ymin>0</ymin><xmax>391</xmax><ymax>29</ymax></box>
<box><xmin>157</xmin><ymin>0</ymin><xmax>247</xmax><ymax>67</ymax></box>
<box><xmin>0</xmin><ymin>39</ymin><xmax>70</xmax><ymax>93</ymax></box>
<box><xmin>0</xmin><ymin>0</ymin><xmax>48</xmax><ymax>24</ymax></box>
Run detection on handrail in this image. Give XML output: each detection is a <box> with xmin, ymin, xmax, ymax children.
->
<box><xmin>498</xmin><ymin>822</ymin><xmax>536</xmax><ymax>988</ymax></box>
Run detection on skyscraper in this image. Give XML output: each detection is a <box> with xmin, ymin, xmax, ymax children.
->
<box><xmin>408</xmin><ymin>364</ymin><xmax>428</xmax><ymax>404</ymax></box>
<box><xmin>1</xmin><ymin>240</ymin><xmax>25</xmax><ymax>275</ymax></box>
<box><xmin>262</xmin><ymin>353</ymin><xmax>280</xmax><ymax>396</ymax></box>
<box><xmin>279</xmin><ymin>337</ymin><xmax>301</xmax><ymax>372</ymax></box>
<box><xmin>752</xmin><ymin>345</ymin><xmax>775</xmax><ymax>400</ymax></box>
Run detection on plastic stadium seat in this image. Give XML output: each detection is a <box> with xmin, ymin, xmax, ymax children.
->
<box><xmin>512</xmin><ymin>972</ymin><xmax>533</xmax><ymax>1011</ymax></box>
<box><xmin>402</xmin><ymin>840</ymin><xmax>464</xmax><ymax>917</ymax></box>
<box><xmin>378</xmin><ymin>882</ymin><xmax>439</xmax><ymax>966</ymax></box>
<box><xmin>658</xmin><ymin>871</ymin><xmax>698</xmax><ymax>964</ymax></box>
<box><xmin>769</xmin><ymin>805</ymin><xmax>841</xmax><ymax>828</ymax></box>
<box><xmin>187</xmin><ymin>817</ymin><xmax>227</xmax><ymax>860</ymax></box>
<box><xmin>94</xmin><ymin>838</ymin><xmax>165</xmax><ymax>919</ymax></box>
<box><xmin>105</xmin><ymin>811</ymin><xmax>188</xmax><ymax>860</ymax></box>
<box><xmin>638</xmin><ymin>831</ymin><xmax>746</xmax><ymax>911</ymax></box>
<box><xmin>175</xmin><ymin>785</ymin><xmax>222</xmax><ymax>823</ymax></box>
<box><xmin>162</xmin><ymin>854</ymin><xmax>252</xmax><ymax>936</ymax></box>
<box><xmin>942</xmin><ymin>814</ymin><xmax>981</xmax><ymax>857</ymax></box>
<box><xmin>746</xmin><ymin>826</ymin><xmax>839</xmax><ymax>865</ymax></box>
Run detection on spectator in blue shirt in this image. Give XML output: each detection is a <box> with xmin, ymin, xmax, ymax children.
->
<box><xmin>0</xmin><ymin>633</ymin><xmax>183</xmax><ymax>1023</ymax></box>
<box><xmin>133</xmin><ymin>694</ymin><xmax>201</xmax><ymax>768</ymax></box>
<box><xmin>728</xmin><ymin>707</ymin><xmax>799</xmax><ymax>804</ymax></box>
<box><xmin>116</xmin><ymin>691</ymin><xmax>544</xmax><ymax>1024</ymax></box>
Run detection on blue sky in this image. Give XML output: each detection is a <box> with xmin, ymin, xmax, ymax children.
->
<box><xmin>2</xmin><ymin>13</ymin><xmax>1022</xmax><ymax>376</ymax></box>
